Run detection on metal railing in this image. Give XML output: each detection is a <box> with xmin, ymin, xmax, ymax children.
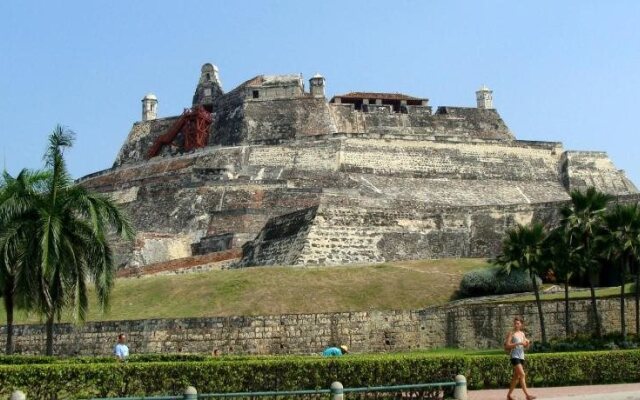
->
<box><xmin>9</xmin><ymin>375</ymin><xmax>468</xmax><ymax>400</ymax></box>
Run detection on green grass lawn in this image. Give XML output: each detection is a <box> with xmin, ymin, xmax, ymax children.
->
<box><xmin>3</xmin><ymin>257</ymin><xmax>633</xmax><ymax>325</ymax></box>
<box><xmin>0</xmin><ymin>258</ymin><xmax>489</xmax><ymax>324</ymax></box>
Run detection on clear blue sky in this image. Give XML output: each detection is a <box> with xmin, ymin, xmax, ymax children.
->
<box><xmin>2</xmin><ymin>1</ymin><xmax>639</xmax><ymax>184</ymax></box>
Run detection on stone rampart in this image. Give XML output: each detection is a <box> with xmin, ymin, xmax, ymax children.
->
<box><xmin>240</xmin><ymin>207</ymin><xmax>318</xmax><ymax>267</ymax></box>
<box><xmin>562</xmin><ymin>151</ymin><xmax>637</xmax><ymax>194</ymax></box>
<box><xmin>340</xmin><ymin>138</ymin><xmax>562</xmax><ymax>181</ymax></box>
<box><xmin>80</xmin><ymin>134</ymin><xmax>637</xmax><ymax>269</ymax></box>
<box><xmin>97</xmin><ymin>136</ymin><xmax>570</xmax><ymax>191</ymax></box>
<box><xmin>243</xmin><ymin>98</ymin><xmax>336</xmax><ymax>142</ymax></box>
<box><xmin>2</xmin><ymin>298</ymin><xmax>635</xmax><ymax>356</ymax></box>
<box><xmin>243</xmin><ymin>197</ymin><xmax>564</xmax><ymax>266</ymax></box>
<box><xmin>115</xmin><ymin>92</ymin><xmax>516</xmax><ymax>167</ymax></box>
<box><xmin>114</xmin><ymin>117</ymin><xmax>181</xmax><ymax>167</ymax></box>
<box><xmin>348</xmin><ymin>107</ymin><xmax>513</xmax><ymax>140</ymax></box>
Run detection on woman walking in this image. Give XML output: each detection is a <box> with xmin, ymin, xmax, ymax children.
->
<box><xmin>505</xmin><ymin>316</ymin><xmax>536</xmax><ymax>400</ymax></box>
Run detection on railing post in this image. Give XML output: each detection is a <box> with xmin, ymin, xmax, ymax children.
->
<box><xmin>330</xmin><ymin>381</ymin><xmax>344</xmax><ymax>400</ymax></box>
<box><xmin>453</xmin><ymin>375</ymin><xmax>467</xmax><ymax>400</ymax></box>
<box><xmin>10</xmin><ymin>391</ymin><xmax>26</xmax><ymax>400</ymax></box>
<box><xmin>183</xmin><ymin>386</ymin><xmax>197</xmax><ymax>400</ymax></box>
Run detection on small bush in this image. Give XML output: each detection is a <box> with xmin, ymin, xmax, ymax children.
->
<box><xmin>529</xmin><ymin>333</ymin><xmax>640</xmax><ymax>353</ymax></box>
<box><xmin>459</xmin><ymin>266</ymin><xmax>541</xmax><ymax>297</ymax></box>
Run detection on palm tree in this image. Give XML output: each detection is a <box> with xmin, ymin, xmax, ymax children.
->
<box><xmin>634</xmin><ymin>257</ymin><xmax>640</xmax><ymax>336</ymax></box>
<box><xmin>561</xmin><ymin>187</ymin><xmax>612</xmax><ymax>337</ymax></box>
<box><xmin>0</xmin><ymin>169</ymin><xmax>49</xmax><ymax>354</ymax></box>
<box><xmin>496</xmin><ymin>222</ymin><xmax>548</xmax><ymax>343</ymax></box>
<box><xmin>544</xmin><ymin>226</ymin><xmax>576</xmax><ymax>337</ymax></box>
<box><xmin>600</xmin><ymin>204</ymin><xmax>640</xmax><ymax>338</ymax></box>
<box><xmin>7</xmin><ymin>126</ymin><xmax>134</xmax><ymax>355</ymax></box>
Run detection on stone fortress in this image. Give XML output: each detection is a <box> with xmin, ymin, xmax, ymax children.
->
<box><xmin>6</xmin><ymin>63</ymin><xmax>639</xmax><ymax>355</ymax></box>
<box><xmin>80</xmin><ymin>63</ymin><xmax>638</xmax><ymax>273</ymax></box>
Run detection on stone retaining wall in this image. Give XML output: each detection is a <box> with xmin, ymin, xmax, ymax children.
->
<box><xmin>2</xmin><ymin>298</ymin><xmax>636</xmax><ymax>356</ymax></box>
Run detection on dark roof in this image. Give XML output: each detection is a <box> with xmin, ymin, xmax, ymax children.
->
<box><xmin>332</xmin><ymin>92</ymin><xmax>426</xmax><ymax>101</ymax></box>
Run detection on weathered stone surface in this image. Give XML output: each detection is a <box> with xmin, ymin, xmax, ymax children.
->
<box><xmin>561</xmin><ymin>151</ymin><xmax>637</xmax><ymax>194</ymax></box>
<box><xmin>117</xmin><ymin>249</ymin><xmax>241</xmax><ymax>278</ymax></box>
<box><xmin>2</xmin><ymin>298</ymin><xmax>634</xmax><ymax>355</ymax></box>
<box><xmin>76</xmin><ymin>65</ymin><xmax>637</xmax><ymax>269</ymax></box>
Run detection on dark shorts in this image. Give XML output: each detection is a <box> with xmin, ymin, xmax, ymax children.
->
<box><xmin>510</xmin><ymin>358</ymin><xmax>525</xmax><ymax>366</ymax></box>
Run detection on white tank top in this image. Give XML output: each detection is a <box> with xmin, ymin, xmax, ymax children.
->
<box><xmin>510</xmin><ymin>334</ymin><xmax>525</xmax><ymax>359</ymax></box>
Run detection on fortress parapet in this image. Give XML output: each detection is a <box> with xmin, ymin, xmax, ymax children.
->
<box><xmin>117</xmin><ymin>64</ymin><xmax>513</xmax><ymax>167</ymax></box>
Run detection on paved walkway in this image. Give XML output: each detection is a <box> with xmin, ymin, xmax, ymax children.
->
<box><xmin>468</xmin><ymin>382</ymin><xmax>640</xmax><ymax>400</ymax></box>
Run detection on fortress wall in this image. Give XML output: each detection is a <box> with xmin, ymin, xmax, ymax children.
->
<box><xmin>131</xmin><ymin>232</ymin><xmax>196</xmax><ymax>267</ymax></box>
<box><xmin>362</xmin><ymin>109</ymin><xmax>512</xmax><ymax>140</ymax></box>
<box><xmin>119</xmin><ymin>183</ymin><xmax>322</xmax><ymax>269</ymax></box>
<box><xmin>98</xmin><ymin>145</ymin><xmax>251</xmax><ymax>190</ymax></box>
<box><xmin>206</xmin><ymin>210</ymin><xmax>272</xmax><ymax>239</ymax></box>
<box><xmin>82</xmin><ymin>156</ymin><xmax>200</xmax><ymax>193</ymax></box>
<box><xmin>328</xmin><ymin>104</ymin><xmax>364</xmax><ymax>133</ymax></box>
<box><xmin>431</xmin><ymin>108</ymin><xmax>513</xmax><ymax>139</ymax></box>
<box><xmin>157</xmin><ymin>135</ymin><xmax>564</xmax><ymax>184</ymax></box>
<box><xmin>243</xmin><ymin>97</ymin><xmax>335</xmax><ymax>142</ymax></box>
<box><xmin>246</xmin><ymin>141</ymin><xmax>340</xmax><ymax>170</ymax></box>
<box><xmin>111</xmin><ymin>95</ymin><xmax>521</xmax><ymax>168</ymax></box>
<box><xmin>328</xmin><ymin>104</ymin><xmax>513</xmax><ymax>140</ymax></box>
<box><xmin>240</xmin><ymin>207</ymin><xmax>318</xmax><ymax>267</ymax></box>
<box><xmin>3</xmin><ymin>298</ymin><xmax>634</xmax><ymax>356</ymax></box>
<box><xmin>81</xmin><ymin>137</ymin><xmax>638</xmax><ymax>270</ymax></box>
<box><xmin>562</xmin><ymin>151</ymin><xmax>637</xmax><ymax>195</ymax></box>
<box><xmin>242</xmin><ymin>195</ymin><xmax>563</xmax><ymax>267</ymax></box>
<box><xmin>329</xmin><ymin>175</ymin><xmax>570</xmax><ymax>206</ymax></box>
<box><xmin>114</xmin><ymin>117</ymin><xmax>182</xmax><ymax>167</ymax></box>
<box><xmin>204</xmin><ymin>188</ymin><xmax>322</xmax><ymax>236</ymax></box>
<box><xmin>296</xmin><ymin>204</ymin><xmax>545</xmax><ymax>265</ymax></box>
<box><xmin>340</xmin><ymin>138</ymin><xmax>562</xmax><ymax>181</ymax></box>
<box><xmin>92</xmin><ymin>134</ymin><xmax>567</xmax><ymax>194</ymax></box>
<box><xmin>210</xmin><ymin>95</ymin><xmax>246</xmax><ymax>146</ymax></box>
<box><xmin>191</xmin><ymin>146</ymin><xmax>247</xmax><ymax>171</ymax></box>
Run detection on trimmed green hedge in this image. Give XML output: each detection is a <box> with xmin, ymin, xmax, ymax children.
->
<box><xmin>0</xmin><ymin>352</ymin><xmax>318</xmax><ymax>365</ymax></box>
<box><xmin>1</xmin><ymin>351</ymin><xmax>639</xmax><ymax>399</ymax></box>
<box><xmin>0</xmin><ymin>353</ymin><xmax>211</xmax><ymax>365</ymax></box>
<box><xmin>467</xmin><ymin>351</ymin><xmax>640</xmax><ymax>388</ymax></box>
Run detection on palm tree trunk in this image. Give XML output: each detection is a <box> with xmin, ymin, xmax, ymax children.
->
<box><xmin>635</xmin><ymin>271</ymin><xmax>639</xmax><ymax>336</ymax></box>
<box><xmin>3</xmin><ymin>277</ymin><xmax>15</xmax><ymax>355</ymax></box>
<box><xmin>531</xmin><ymin>272</ymin><xmax>547</xmax><ymax>343</ymax></box>
<box><xmin>564</xmin><ymin>278</ymin><xmax>571</xmax><ymax>337</ymax></box>
<box><xmin>588</xmin><ymin>275</ymin><xmax>602</xmax><ymax>338</ymax></box>
<box><xmin>45</xmin><ymin>313</ymin><xmax>55</xmax><ymax>356</ymax></box>
<box><xmin>620</xmin><ymin>268</ymin><xmax>626</xmax><ymax>339</ymax></box>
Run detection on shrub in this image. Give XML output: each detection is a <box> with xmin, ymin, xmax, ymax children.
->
<box><xmin>1</xmin><ymin>351</ymin><xmax>640</xmax><ymax>398</ymax></box>
<box><xmin>459</xmin><ymin>266</ymin><xmax>541</xmax><ymax>297</ymax></box>
<box><xmin>529</xmin><ymin>333</ymin><xmax>640</xmax><ymax>353</ymax></box>
<box><xmin>0</xmin><ymin>356</ymin><xmax>465</xmax><ymax>399</ymax></box>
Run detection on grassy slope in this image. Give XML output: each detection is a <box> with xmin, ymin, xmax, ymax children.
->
<box><xmin>2</xmin><ymin>258</ymin><xmax>630</xmax><ymax>324</ymax></box>
<box><xmin>1</xmin><ymin>258</ymin><xmax>488</xmax><ymax>324</ymax></box>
